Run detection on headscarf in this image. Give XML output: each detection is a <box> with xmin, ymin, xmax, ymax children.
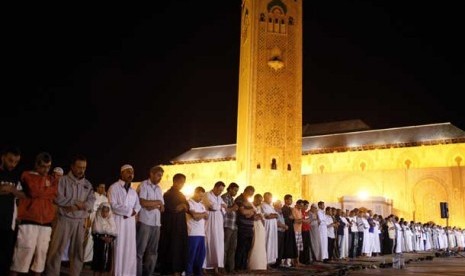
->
<box><xmin>92</xmin><ymin>202</ymin><xmax>117</xmax><ymax>236</ymax></box>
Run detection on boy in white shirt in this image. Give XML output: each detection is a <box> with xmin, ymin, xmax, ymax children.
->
<box><xmin>186</xmin><ymin>187</ymin><xmax>209</xmax><ymax>276</ymax></box>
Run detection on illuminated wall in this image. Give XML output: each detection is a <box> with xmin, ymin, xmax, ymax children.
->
<box><xmin>159</xmin><ymin>161</ymin><xmax>237</xmax><ymax>195</ymax></box>
<box><xmin>161</xmin><ymin>142</ymin><xmax>465</xmax><ymax>227</ymax></box>
<box><xmin>302</xmin><ymin>143</ymin><xmax>465</xmax><ymax>227</ymax></box>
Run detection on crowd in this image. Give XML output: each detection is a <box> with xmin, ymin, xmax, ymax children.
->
<box><xmin>1</xmin><ymin>146</ymin><xmax>464</xmax><ymax>276</ymax></box>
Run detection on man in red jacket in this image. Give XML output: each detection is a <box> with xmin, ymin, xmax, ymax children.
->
<box><xmin>10</xmin><ymin>152</ymin><xmax>58</xmax><ymax>276</ymax></box>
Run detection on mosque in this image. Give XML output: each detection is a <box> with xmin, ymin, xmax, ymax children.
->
<box><xmin>159</xmin><ymin>0</ymin><xmax>465</xmax><ymax>227</ymax></box>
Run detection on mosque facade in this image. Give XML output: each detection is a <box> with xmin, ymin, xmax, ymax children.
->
<box><xmin>160</xmin><ymin>0</ymin><xmax>465</xmax><ymax>227</ymax></box>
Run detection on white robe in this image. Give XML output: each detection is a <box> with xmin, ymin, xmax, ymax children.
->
<box><xmin>372</xmin><ymin>220</ymin><xmax>381</xmax><ymax>253</ymax></box>
<box><xmin>248</xmin><ymin>205</ymin><xmax>267</xmax><ymax>270</ymax></box>
<box><xmin>361</xmin><ymin>217</ymin><xmax>371</xmax><ymax>254</ymax></box>
<box><xmin>317</xmin><ymin>209</ymin><xmax>328</xmax><ymax>260</ymax></box>
<box><xmin>261</xmin><ymin>202</ymin><xmax>278</xmax><ymax>264</ymax></box>
<box><xmin>404</xmin><ymin>225</ymin><xmax>413</xmax><ymax>252</ymax></box>
<box><xmin>395</xmin><ymin>222</ymin><xmax>403</xmax><ymax>253</ymax></box>
<box><xmin>203</xmin><ymin>191</ymin><xmax>225</xmax><ymax>268</ymax></box>
<box><xmin>438</xmin><ymin>228</ymin><xmax>446</xmax><ymax>249</ymax></box>
<box><xmin>424</xmin><ymin>228</ymin><xmax>432</xmax><ymax>251</ymax></box>
<box><xmin>309</xmin><ymin>212</ymin><xmax>321</xmax><ymax>261</ymax></box>
<box><xmin>108</xmin><ymin>180</ymin><xmax>141</xmax><ymax>276</ymax></box>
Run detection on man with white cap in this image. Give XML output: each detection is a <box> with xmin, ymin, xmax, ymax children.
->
<box><xmin>108</xmin><ymin>164</ymin><xmax>141</xmax><ymax>276</ymax></box>
<box><xmin>52</xmin><ymin>167</ymin><xmax>64</xmax><ymax>180</ymax></box>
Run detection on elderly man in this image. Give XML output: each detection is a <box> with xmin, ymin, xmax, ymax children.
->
<box><xmin>108</xmin><ymin>164</ymin><xmax>141</xmax><ymax>276</ymax></box>
<box><xmin>51</xmin><ymin>167</ymin><xmax>63</xmax><ymax>180</ymax></box>
<box><xmin>45</xmin><ymin>154</ymin><xmax>95</xmax><ymax>276</ymax></box>
<box><xmin>136</xmin><ymin>165</ymin><xmax>164</xmax><ymax>276</ymax></box>
<box><xmin>261</xmin><ymin>192</ymin><xmax>278</xmax><ymax>266</ymax></box>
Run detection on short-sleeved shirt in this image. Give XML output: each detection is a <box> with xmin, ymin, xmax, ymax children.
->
<box><xmin>137</xmin><ymin>179</ymin><xmax>164</xmax><ymax>227</ymax></box>
<box><xmin>187</xmin><ymin>198</ymin><xmax>206</xmax><ymax>236</ymax></box>
<box><xmin>221</xmin><ymin>193</ymin><xmax>237</xmax><ymax>230</ymax></box>
<box><xmin>234</xmin><ymin>193</ymin><xmax>254</xmax><ymax>234</ymax></box>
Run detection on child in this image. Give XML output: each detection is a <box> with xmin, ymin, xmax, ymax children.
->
<box><xmin>91</xmin><ymin>202</ymin><xmax>117</xmax><ymax>276</ymax></box>
<box><xmin>186</xmin><ymin>186</ymin><xmax>208</xmax><ymax>276</ymax></box>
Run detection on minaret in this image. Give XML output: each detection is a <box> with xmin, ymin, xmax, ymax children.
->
<box><xmin>236</xmin><ymin>0</ymin><xmax>302</xmax><ymax>197</ymax></box>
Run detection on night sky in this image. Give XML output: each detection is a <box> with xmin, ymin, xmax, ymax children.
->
<box><xmin>3</xmin><ymin>1</ymin><xmax>464</xmax><ymax>184</ymax></box>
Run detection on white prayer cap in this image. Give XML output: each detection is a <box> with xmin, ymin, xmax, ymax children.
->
<box><xmin>120</xmin><ymin>164</ymin><xmax>134</xmax><ymax>172</ymax></box>
<box><xmin>53</xmin><ymin>167</ymin><xmax>64</xmax><ymax>175</ymax></box>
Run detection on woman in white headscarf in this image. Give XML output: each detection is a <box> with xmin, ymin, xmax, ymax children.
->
<box><xmin>91</xmin><ymin>202</ymin><xmax>117</xmax><ymax>276</ymax></box>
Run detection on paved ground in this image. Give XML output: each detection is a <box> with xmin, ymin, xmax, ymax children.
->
<box><xmin>62</xmin><ymin>250</ymin><xmax>465</xmax><ymax>275</ymax></box>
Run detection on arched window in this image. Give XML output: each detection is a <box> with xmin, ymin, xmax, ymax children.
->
<box><xmin>271</xmin><ymin>158</ymin><xmax>277</xmax><ymax>170</ymax></box>
<box><xmin>267</xmin><ymin>6</ymin><xmax>286</xmax><ymax>34</ymax></box>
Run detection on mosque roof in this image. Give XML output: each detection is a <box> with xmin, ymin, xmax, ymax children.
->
<box><xmin>170</xmin><ymin>122</ymin><xmax>465</xmax><ymax>164</ymax></box>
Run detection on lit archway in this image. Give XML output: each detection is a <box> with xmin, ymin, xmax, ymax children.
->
<box><xmin>413</xmin><ymin>179</ymin><xmax>448</xmax><ymax>224</ymax></box>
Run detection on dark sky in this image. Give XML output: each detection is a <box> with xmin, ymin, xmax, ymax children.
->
<box><xmin>3</xmin><ymin>1</ymin><xmax>464</xmax><ymax>184</ymax></box>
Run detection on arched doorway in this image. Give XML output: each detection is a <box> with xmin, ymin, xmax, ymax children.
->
<box><xmin>413</xmin><ymin>179</ymin><xmax>448</xmax><ymax>224</ymax></box>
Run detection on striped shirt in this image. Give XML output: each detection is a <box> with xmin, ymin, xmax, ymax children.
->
<box><xmin>221</xmin><ymin>193</ymin><xmax>237</xmax><ymax>230</ymax></box>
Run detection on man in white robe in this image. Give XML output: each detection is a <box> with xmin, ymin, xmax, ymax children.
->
<box><xmin>361</xmin><ymin>212</ymin><xmax>372</xmax><ymax>256</ymax></box>
<box><xmin>317</xmin><ymin>201</ymin><xmax>329</xmax><ymax>261</ymax></box>
<box><xmin>203</xmin><ymin>181</ymin><xmax>227</xmax><ymax>274</ymax></box>
<box><xmin>309</xmin><ymin>204</ymin><xmax>321</xmax><ymax>261</ymax></box>
<box><xmin>394</xmin><ymin>216</ymin><xmax>403</xmax><ymax>253</ymax></box>
<box><xmin>108</xmin><ymin>164</ymin><xmax>141</xmax><ymax>276</ymax></box>
<box><xmin>261</xmin><ymin>192</ymin><xmax>278</xmax><ymax>265</ymax></box>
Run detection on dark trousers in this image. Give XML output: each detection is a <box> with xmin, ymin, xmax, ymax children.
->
<box><xmin>235</xmin><ymin>228</ymin><xmax>253</xmax><ymax>270</ymax></box>
<box><xmin>387</xmin><ymin>238</ymin><xmax>395</xmax><ymax>254</ymax></box>
<box><xmin>300</xmin><ymin>230</ymin><xmax>312</xmax><ymax>264</ymax></box>
<box><xmin>224</xmin><ymin>228</ymin><xmax>237</xmax><ymax>273</ymax></box>
<box><xmin>328</xmin><ymin>237</ymin><xmax>335</xmax><ymax>260</ymax></box>
<box><xmin>275</xmin><ymin>231</ymin><xmax>285</xmax><ymax>265</ymax></box>
<box><xmin>0</xmin><ymin>228</ymin><xmax>16</xmax><ymax>275</ymax></box>
<box><xmin>356</xmin><ymin>232</ymin><xmax>364</xmax><ymax>257</ymax></box>
<box><xmin>349</xmin><ymin>231</ymin><xmax>358</xmax><ymax>258</ymax></box>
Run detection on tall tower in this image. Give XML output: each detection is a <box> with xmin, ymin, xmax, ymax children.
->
<box><xmin>236</xmin><ymin>0</ymin><xmax>302</xmax><ymax>197</ymax></box>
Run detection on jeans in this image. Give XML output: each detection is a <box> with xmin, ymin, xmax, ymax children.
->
<box><xmin>224</xmin><ymin>227</ymin><xmax>237</xmax><ymax>272</ymax></box>
<box><xmin>136</xmin><ymin>222</ymin><xmax>160</xmax><ymax>276</ymax></box>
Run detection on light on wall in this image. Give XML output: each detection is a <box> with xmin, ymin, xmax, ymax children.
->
<box><xmin>358</xmin><ymin>190</ymin><xmax>369</xmax><ymax>201</ymax></box>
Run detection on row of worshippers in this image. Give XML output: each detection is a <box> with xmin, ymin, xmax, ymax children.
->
<box><xmin>0</xmin><ymin>147</ymin><xmax>166</xmax><ymax>276</ymax></box>
<box><xmin>0</xmin><ymin>149</ymin><xmax>104</xmax><ymax>276</ymax></box>
<box><xmin>3</xmin><ymin>147</ymin><xmax>464</xmax><ymax>276</ymax></box>
<box><xmin>387</xmin><ymin>218</ymin><xmax>465</xmax><ymax>253</ymax></box>
<box><xmin>85</xmin><ymin>164</ymin><xmax>465</xmax><ymax>275</ymax></box>
<box><xmin>318</xmin><ymin>208</ymin><xmax>465</xmax><ymax>260</ymax></box>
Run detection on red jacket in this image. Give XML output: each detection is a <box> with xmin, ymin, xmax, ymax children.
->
<box><xmin>17</xmin><ymin>171</ymin><xmax>58</xmax><ymax>225</ymax></box>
